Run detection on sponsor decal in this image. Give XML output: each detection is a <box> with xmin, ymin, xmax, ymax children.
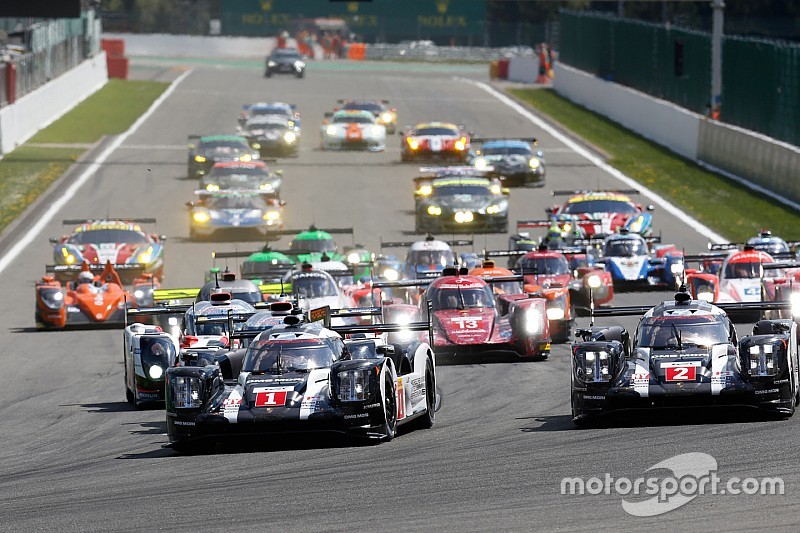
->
<box><xmin>397</xmin><ymin>377</ymin><xmax>405</xmax><ymax>420</ymax></box>
<box><xmin>174</xmin><ymin>420</ymin><xmax>195</xmax><ymax>426</ymax></box>
<box><xmin>343</xmin><ymin>413</ymin><xmax>369</xmax><ymax>419</ymax></box>
<box><xmin>755</xmin><ymin>388</ymin><xmax>779</xmax><ymax>395</ymax></box>
<box><xmin>583</xmin><ymin>395</ymin><xmax>605</xmax><ymax>400</ymax></box>
<box><xmin>364</xmin><ymin>403</ymin><xmax>381</xmax><ymax>409</ymax></box>
<box><xmin>223</xmin><ymin>398</ymin><xmax>242</xmax><ymax>407</ymax></box>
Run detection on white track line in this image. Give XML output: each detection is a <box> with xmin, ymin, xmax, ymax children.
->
<box><xmin>462</xmin><ymin>79</ymin><xmax>726</xmax><ymax>244</ymax></box>
<box><xmin>0</xmin><ymin>69</ymin><xmax>192</xmax><ymax>275</ymax></box>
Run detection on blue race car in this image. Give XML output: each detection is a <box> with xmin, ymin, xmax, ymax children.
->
<box><xmin>471</xmin><ymin>137</ymin><xmax>545</xmax><ymax>187</ymax></box>
<box><xmin>187</xmin><ymin>190</ymin><xmax>283</xmax><ymax>241</ymax></box>
<box><xmin>598</xmin><ymin>231</ymin><xmax>683</xmax><ymax>291</ymax></box>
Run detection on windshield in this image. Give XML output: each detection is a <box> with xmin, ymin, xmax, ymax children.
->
<box><xmin>432</xmin><ymin>185</ymin><xmax>490</xmax><ymax>197</ymax></box>
<box><xmin>291</xmin><ymin>238</ymin><xmax>335</xmax><ymax>253</ymax></box>
<box><xmin>242</xmin><ymin>261</ymin><xmax>292</xmax><ymax>277</ymax></box>
<box><xmin>638</xmin><ymin>316</ymin><xmax>729</xmax><ymax>348</ymax></box>
<box><xmin>206</xmin><ymin>196</ymin><xmax>266</xmax><ymax>210</ymax></box>
<box><xmin>482</xmin><ymin>146</ymin><xmax>532</xmax><ymax>156</ymax></box>
<box><xmin>271</xmin><ymin>50</ymin><xmax>301</xmax><ymax>60</ymax></box>
<box><xmin>243</xmin><ymin>338</ymin><xmax>338</xmax><ymax>373</ymax></box>
<box><xmin>333</xmin><ymin>115</ymin><xmax>374</xmax><ymax>124</ymax></box>
<box><xmin>247</xmin><ymin>122</ymin><xmax>287</xmax><ymax>132</ymax></box>
<box><xmin>67</xmin><ymin>229</ymin><xmax>149</xmax><ymax>245</ymax></box>
<box><xmin>200</xmin><ymin>140</ymin><xmax>250</xmax><ymax>155</ymax></box>
<box><xmin>724</xmin><ymin>261</ymin><xmax>765</xmax><ymax>279</ymax></box>
<box><xmin>605</xmin><ymin>239</ymin><xmax>647</xmax><ymax>257</ymax></box>
<box><xmin>209</xmin><ymin>166</ymin><xmax>269</xmax><ymax>179</ymax></box>
<box><xmin>562</xmin><ymin>200</ymin><xmax>638</xmax><ymax>215</ymax></box>
<box><xmin>342</xmin><ymin>102</ymin><xmax>382</xmax><ymax>113</ymax></box>
<box><xmin>408</xmin><ymin>249</ymin><xmax>454</xmax><ymax>268</ymax></box>
<box><xmin>186</xmin><ymin>316</ymin><xmax>235</xmax><ymax>336</ymax></box>
<box><xmin>488</xmin><ymin>280</ymin><xmax>523</xmax><ymax>295</ymax></box>
<box><xmin>140</xmin><ymin>337</ymin><xmax>175</xmax><ymax>370</ymax></box>
<box><xmin>291</xmin><ymin>275</ymin><xmax>339</xmax><ymax>298</ymax></box>
<box><xmin>414</xmin><ymin>127</ymin><xmax>459</xmax><ymax>136</ymax></box>
<box><xmin>431</xmin><ymin>286</ymin><xmax>495</xmax><ymax>310</ymax></box>
<box><xmin>518</xmin><ymin>255</ymin><xmax>570</xmax><ymax>275</ymax></box>
<box><xmin>251</xmin><ymin>108</ymin><xmax>291</xmax><ymax>118</ymax></box>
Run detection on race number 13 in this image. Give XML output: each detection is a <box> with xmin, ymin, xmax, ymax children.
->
<box><xmin>665</xmin><ymin>366</ymin><xmax>696</xmax><ymax>381</ymax></box>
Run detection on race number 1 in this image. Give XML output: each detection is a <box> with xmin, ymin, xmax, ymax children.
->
<box><xmin>255</xmin><ymin>390</ymin><xmax>287</xmax><ymax>407</ymax></box>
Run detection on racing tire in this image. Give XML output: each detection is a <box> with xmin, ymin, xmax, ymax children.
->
<box><xmin>126</xmin><ymin>386</ymin><xmax>135</xmax><ymax>405</ymax></box>
<box><xmin>264</xmin><ymin>70</ymin><xmax>272</xmax><ymax>78</ymax></box>
<box><xmin>171</xmin><ymin>440</ymin><xmax>202</xmax><ymax>455</ymax></box>
<box><xmin>379</xmin><ymin>372</ymin><xmax>398</xmax><ymax>441</ymax></box>
<box><xmin>296</xmin><ymin>71</ymin><xmax>304</xmax><ymax>79</ymax></box>
<box><xmin>571</xmin><ymin>392</ymin><xmax>594</xmax><ymax>428</ymax></box>
<box><xmin>408</xmin><ymin>363</ymin><xmax>435</xmax><ymax>430</ymax></box>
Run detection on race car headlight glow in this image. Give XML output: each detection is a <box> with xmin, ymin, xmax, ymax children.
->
<box><xmin>454</xmin><ymin>138</ymin><xmax>467</xmax><ymax>151</ymax></box>
<box><xmin>263</xmin><ymin>210</ymin><xmax>281</xmax><ymax>221</ymax></box>
<box><xmin>529</xmin><ymin>158</ymin><xmax>540</xmax><ymax>169</ymax></box>
<box><xmin>259</xmin><ymin>183</ymin><xmax>273</xmax><ymax>191</ymax></box>
<box><xmin>337</xmin><ymin>369</ymin><xmax>371</xmax><ymax>402</ymax></box>
<box><xmin>546</xmin><ymin>306</ymin><xmax>565</xmax><ymax>321</ymax></box>
<box><xmin>407</xmin><ymin>138</ymin><xmax>419</xmax><ymax>150</ymax></box>
<box><xmin>294</xmin><ymin>60</ymin><xmax>305</xmax><ymax>69</ymax></box>
<box><xmin>697</xmin><ymin>290</ymin><xmax>714</xmax><ymax>302</ymax></box>
<box><xmin>749</xmin><ymin>344</ymin><xmax>779</xmax><ymax>376</ymax></box>
<box><xmin>268</xmin><ymin>60</ymin><xmax>277</xmax><ymax>67</ymax></box>
<box><xmin>490</xmin><ymin>184</ymin><xmax>502</xmax><ymax>195</ymax></box>
<box><xmin>486</xmin><ymin>204</ymin><xmax>502</xmax><ymax>215</ymax></box>
<box><xmin>524</xmin><ymin>309</ymin><xmax>543</xmax><ymax>335</ymax></box>
<box><xmin>283</xmin><ymin>131</ymin><xmax>297</xmax><ymax>143</ymax></box>
<box><xmin>172</xmin><ymin>376</ymin><xmax>203</xmax><ymax>408</ymax></box>
<box><xmin>41</xmin><ymin>289</ymin><xmax>64</xmax><ymax>310</ymax></box>
<box><xmin>670</xmin><ymin>261</ymin><xmax>684</xmax><ymax>274</ymax></box>
<box><xmin>194</xmin><ymin>155</ymin><xmax>206</xmax><ymax>163</ymax></box>
<box><xmin>382</xmin><ymin>268</ymin><xmax>399</xmax><ymax>281</ymax></box>
<box><xmin>418</xmin><ymin>185</ymin><xmax>433</xmax><ymax>196</ymax></box>
<box><xmin>427</xmin><ymin>205</ymin><xmax>442</xmax><ymax>216</ymax></box>
<box><xmin>628</xmin><ymin>217</ymin><xmax>644</xmax><ymax>233</ymax></box>
<box><xmin>193</xmin><ymin>211</ymin><xmax>210</xmax><ymax>223</ymax></box>
<box><xmin>454</xmin><ymin>211</ymin><xmax>474</xmax><ymax>223</ymax></box>
<box><xmin>148</xmin><ymin>365</ymin><xmax>164</xmax><ymax>380</ymax></box>
<box><xmin>347</xmin><ymin>252</ymin><xmax>361</xmax><ymax>264</ymax></box>
<box><xmin>65</xmin><ymin>253</ymin><xmax>77</xmax><ymax>264</ymax></box>
<box><xmin>134</xmin><ymin>289</ymin><xmax>144</xmax><ymax>300</ymax></box>
<box><xmin>475</xmin><ymin>158</ymin><xmax>488</xmax><ymax>171</ymax></box>
<box><xmin>380</xmin><ymin>112</ymin><xmax>393</xmax><ymax>123</ymax></box>
<box><xmin>586</xmin><ymin>274</ymin><xmax>602</xmax><ymax>289</ymax></box>
<box><xmin>582</xmin><ymin>350</ymin><xmax>611</xmax><ymax>382</ymax></box>
<box><xmin>240</xmin><ymin>154</ymin><xmax>252</xmax><ymax>162</ymax></box>
<box><xmin>326</xmin><ymin>125</ymin><xmax>337</xmax><ymax>136</ymax></box>
<box><xmin>205</xmin><ymin>183</ymin><xmax>220</xmax><ymax>192</ymax></box>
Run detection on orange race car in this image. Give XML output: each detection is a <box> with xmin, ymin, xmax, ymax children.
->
<box><xmin>35</xmin><ymin>261</ymin><xmax>156</xmax><ymax>329</ymax></box>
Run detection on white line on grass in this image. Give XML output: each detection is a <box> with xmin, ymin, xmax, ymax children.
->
<box><xmin>461</xmin><ymin>79</ymin><xmax>726</xmax><ymax>244</ymax></box>
<box><xmin>0</xmin><ymin>69</ymin><xmax>192</xmax><ymax>275</ymax></box>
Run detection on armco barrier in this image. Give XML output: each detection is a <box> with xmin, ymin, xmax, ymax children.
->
<box><xmin>0</xmin><ymin>52</ymin><xmax>108</xmax><ymax>155</ymax></box>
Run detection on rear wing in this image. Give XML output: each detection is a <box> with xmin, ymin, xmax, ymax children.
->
<box><xmin>551</xmin><ymin>189</ymin><xmax>639</xmax><ymax>196</ymax></box>
<box><xmin>46</xmin><ymin>263</ymin><xmax>146</xmax><ymax>274</ymax></box>
<box><xmin>591</xmin><ymin>300</ymin><xmax>793</xmax><ymax>318</ymax></box>
<box><xmin>379</xmin><ymin>236</ymin><xmax>473</xmax><ymax>249</ymax></box>
<box><xmin>325</xmin><ymin>301</ymin><xmax>434</xmax><ymax>344</ymax></box>
<box><xmin>516</xmin><ymin>219</ymin><xmax>551</xmax><ymax>229</ymax></box>
<box><xmin>264</xmin><ymin>227</ymin><xmax>354</xmax><ymax>237</ymax></box>
<box><xmin>124</xmin><ymin>303</ymin><xmax>192</xmax><ymax>329</ymax></box>
<box><xmin>471</xmin><ymin>137</ymin><xmax>537</xmax><ymax>145</ymax></box>
<box><xmin>153</xmin><ymin>288</ymin><xmax>200</xmax><ymax>302</ymax></box>
<box><xmin>62</xmin><ymin>218</ymin><xmax>156</xmax><ymax>225</ymax></box>
<box><xmin>417</xmin><ymin>166</ymin><xmax>485</xmax><ymax>179</ymax></box>
<box><xmin>371</xmin><ymin>279</ymin><xmax>433</xmax><ymax>289</ymax></box>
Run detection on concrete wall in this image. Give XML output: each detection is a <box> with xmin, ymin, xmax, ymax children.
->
<box><xmin>0</xmin><ymin>52</ymin><xmax>108</xmax><ymax>155</ymax></box>
<box><xmin>104</xmin><ymin>33</ymin><xmax>276</xmax><ymax>58</ymax></box>
<box><xmin>507</xmin><ymin>57</ymin><xmax>538</xmax><ymax>84</ymax></box>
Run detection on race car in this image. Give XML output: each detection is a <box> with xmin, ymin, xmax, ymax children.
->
<box><xmin>239</xmin><ymin>102</ymin><xmax>300</xmax><ymax>127</ymax></box>
<box><xmin>320</xmin><ymin>110</ymin><xmax>386</xmax><ymax>151</ymax></box>
<box><xmin>239</xmin><ymin>115</ymin><xmax>299</xmax><ymax>158</ymax></box>
<box><xmin>187</xmin><ymin>135</ymin><xmax>259</xmax><ymax>178</ymax></box>
<box><xmin>401</xmin><ymin>122</ymin><xmax>471</xmax><ymax>163</ymax></box>
<box><xmin>470</xmin><ymin>137</ymin><xmax>545</xmax><ymax>187</ymax></box>
<box><xmin>598</xmin><ymin>231</ymin><xmax>683</xmax><ymax>291</ymax></box>
<box><xmin>50</xmin><ymin>218</ymin><xmax>165</xmax><ymax>282</ymax></box>
<box><xmin>414</xmin><ymin>167</ymin><xmax>509</xmax><ymax>233</ymax></box>
<box><xmin>187</xmin><ymin>190</ymin><xmax>283</xmax><ymax>240</ymax></box>
<box><xmin>376</xmin><ymin>267</ymin><xmax>551</xmax><ymax>360</ymax></box>
<box><xmin>336</xmin><ymin>99</ymin><xmax>397</xmax><ymax>134</ymax></box>
<box><xmin>208</xmin><ymin>247</ymin><xmax>295</xmax><ymax>286</ymax></box>
<box><xmin>546</xmin><ymin>190</ymin><xmax>654</xmax><ymax>237</ymax></box>
<box><xmin>200</xmin><ymin>161</ymin><xmax>282</xmax><ymax>197</ymax></box>
<box><xmin>379</xmin><ymin>234</ymin><xmax>470</xmax><ymax>280</ymax></box>
<box><xmin>283</xmin><ymin>264</ymin><xmax>355</xmax><ymax>321</ymax></box>
<box><xmin>265</xmin><ymin>47</ymin><xmax>305</xmax><ymax>78</ymax></box>
<box><xmin>266</xmin><ymin>226</ymin><xmax>355</xmax><ymax>264</ymax></box>
<box><xmin>571</xmin><ymin>290</ymin><xmax>799</xmax><ymax>426</ymax></box>
<box><xmin>164</xmin><ymin>312</ymin><xmax>437</xmax><ymax>452</ymax></box>
<box><xmin>35</xmin><ymin>261</ymin><xmax>147</xmax><ymax>329</ymax></box>
<box><xmin>122</xmin><ymin>321</ymin><xmax>180</xmax><ymax>407</ymax></box>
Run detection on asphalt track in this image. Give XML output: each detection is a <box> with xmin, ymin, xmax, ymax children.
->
<box><xmin>0</xmin><ymin>60</ymin><xmax>797</xmax><ymax>532</ymax></box>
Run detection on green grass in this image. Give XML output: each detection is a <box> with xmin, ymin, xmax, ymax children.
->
<box><xmin>30</xmin><ymin>80</ymin><xmax>168</xmax><ymax>144</ymax></box>
<box><xmin>509</xmin><ymin>88</ymin><xmax>800</xmax><ymax>242</ymax></box>
<box><xmin>0</xmin><ymin>79</ymin><xmax>167</xmax><ymax>232</ymax></box>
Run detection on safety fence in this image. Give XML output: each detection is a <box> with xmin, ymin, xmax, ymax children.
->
<box><xmin>349</xmin><ymin>43</ymin><xmax>537</xmax><ymax>63</ymax></box>
<box><xmin>558</xmin><ymin>9</ymin><xmax>800</xmax><ymax>147</ymax></box>
<box><xmin>0</xmin><ymin>12</ymin><xmax>102</xmax><ymax>106</ymax></box>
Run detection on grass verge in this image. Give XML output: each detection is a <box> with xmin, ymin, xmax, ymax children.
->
<box><xmin>509</xmin><ymin>88</ymin><xmax>800</xmax><ymax>242</ymax></box>
<box><xmin>0</xmin><ymin>80</ymin><xmax>168</xmax><ymax>232</ymax></box>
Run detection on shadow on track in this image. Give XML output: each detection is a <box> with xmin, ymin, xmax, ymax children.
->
<box><xmin>78</xmin><ymin>401</ymin><xmax>136</xmax><ymax>413</ymax></box>
<box><xmin>124</xmin><ymin>420</ymin><xmax>167</xmax><ymax>436</ymax></box>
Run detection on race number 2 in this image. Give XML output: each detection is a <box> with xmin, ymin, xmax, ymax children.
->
<box><xmin>665</xmin><ymin>366</ymin><xmax>696</xmax><ymax>381</ymax></box>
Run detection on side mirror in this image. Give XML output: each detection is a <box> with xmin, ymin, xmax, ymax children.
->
<box><xmin>187</xmin><ymin>143</ymin><xmax>196</xmax><ymax>149</ymax></box>
<box><xmin>275</xmin><ymin>170</ymin><xmax>284</xmax><ymax>176</ymax></box>
<box><xmin>324</xmin><ymin>111</ymin><xmax>333</xmax><ymax>118</ymax></box>
<box><xmin>49</xmin><ymin>237</ymin><xmax>59</xmax><ymax>245</ymax></box>
<box><xmin>647</xmin><ymin>205</ymin><xmax>655</xmax><ymax>211</ymax></box>
<box><xmin>159</xmin><ymin>234</ymin><xmax>167</xmax><ymax>242</ymax></box>
<box><xmin>545</xmin><ymin>206</ymin><xmax>555</xmax><ymax>215</ymax></box>
<box><xmin>185</xmin><ymin>201</ymin><xmax>194</xmax><ymax>208</ymax></box>
<box><xmin>279</xmin><ymin>200</ymin><xmax>287</xmax><ymax>206</ymax></box>
<box><xmin>376</xmin><ymin>345</ymin><xmax>396</xmax><ymax>356</ymax></box>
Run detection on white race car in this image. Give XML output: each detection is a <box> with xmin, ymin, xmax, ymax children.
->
<box><xmin>320</xmin><ymin>109</ymin><xmax>386</xmax><ymax>151</ymax></box>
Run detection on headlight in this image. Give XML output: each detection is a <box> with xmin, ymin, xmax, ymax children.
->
<box><xmin>205</xmin><ymin>184</ymin><xmax>219</xmax><ymax>192</ymax></box>
<box><xmin>486</xmin><ymin>204</ymin><xmax>502</xmax><ymax>215</ymax></box>
<box><xmin>383</xmin><ymin>268</ymin><xmax>399</xmax><ymax>281</ymax></box>
<box><xmin>337</xmin><ymin>369</ymin><xmax>371</xmax><ymax>401</ymax></box>
<box><xmin>326</xmin><ymin>125</ymin><xmax>337</xmax><ymax>136</ymax></box>
<box><xmin>697</xmin><ymin>290</ymin><xmax>715</xmax><ymax>302</ymax></box>
<box><xmin>347</xmin><ymin>252</ymin><xmax>361</xmax><ymax>264</ymax></box>
<box><xmin>259</xmin><ymin>183</ymin><xmax>274</xmax><ymax>192</ymax></box>
<box><xmin>283</xmin><ymin>131</ymin><xmax>297</xmax><ymax>143</ymax></box>
<box><xmin>148</xmin><ymin>365</ymin><xmax>164</xmax><ymax>380</ymax></box>
<box><xmin>586</xmin><ymin>274</ymin><xmax>602</xmax><ymax>289</ymax></box>
<box><xmin>418</xmin><ymin>184</ymin><xmax>433</xmax><ymax>196</ymax></box>
<box><xmin>454</xmin><ymin>211</ymin><xmax>474</xmax><ymax>223</ymax></box>
<box><xmin>490</xmin><ymin>184</ymin><xmax>502</xmax><ymax>195</ymax></box>
<box><xmin>251</xmin><ymin>143</ymin><xmax>261</xmax><ymax>149</ymax></box>
<box><xmin>137</xmin><ymin>250</ymin><xmax>153</xmax><ymax>264</ymax></box>
<box><xmin>529</xmin><ymin>158</ymin><xmax>540</xmax><ymax>169</ymax></box>
<box><xmin>268</xmin><ymin>60</ymin><xmax>277</xmax><ymax>67</ymax></box>
<box><xmin>263</xmin><ymin>210</ymin><xmax>281</xmax><ymax>221</ymax></box>
<box><xmin>454</xmin><ymin>138</ymin><xmax>466</xmax><ymax>151</ymax></box>
<box><xmin>524</xmin><ymin>309</ymin><xmax>543</xmax><ymax>335</ymax></box>
<box><xmin>380</xmin><ymin>112</ymin><xmax>393</xmax><ymax>123</ymax></box>
<box><xmin>194</xmin><ymin>155</ymin><xmax>206</xmax><ymax>163</ymax></box>
<box><xmin>294</xmin><ymin>60</ymin><xmax>305</xmax><ymax>69</ymax></box>
<box><xmin>193</xmin><ymin>211</ymin><xmax>210</xmax><ymax>223</ymax></box>
<box><xmin>134</xmin><ymin>289</ymin><xmax>144</xmax><ymax>300</ymax></box>
<box><xmin>749</xmin><ymin>344</ymin><xmax>779</xmax><ymax>376</ymax></box>
<box><xmin>546</xmin><ymin>307</ymin><xmax>565</xmax><ymax>321</ymax></box>
<box><xmin>240</xmin><ymin>154</ymin><xmax>252</xmax><ymax>162</ymax></box>
<box><xmin>583</xmin><ymin>350</ymin><xmax>611</xmax><ymax>381</ymax></box>
<box><xmin>172</xmin><ymin>376</ymin><xmax>203</xmax><ymax>408</ymax></box>
<box><xmin>65</xmin><ymin>254</ymin><xmax>77</xmax><ymax>264</ymax></box>
<box><xmin>628</xmin><ymin>217</ymin><xmax>643</xmax><ymax>233</ymax></box>
<box><xmin>41</xmin><ymin>289</ymin><xmax>64</xmax><ymax>310</ymax></box>
<box><xmin>427</xmin><ymin>205</ymin><xmax>442</xmax><ymax>216</ymax></box>
<box><xmin>474</xmin><ymin>158</ymin><xmax>488</xmax><ymax>171</ymax></box>
<box><xmin>407</xmin><ymin>138</ymin><xmax>419</xmax><ymax>150</ymax></box>
<box><xmin>372</xmin><ymin>125</ymin><xmax>383</xmax><ymax>136</ymax></box>
<box><xmin>670</xmin><ymin>262</ymin><xmax>684</xmax><ymax>274</ymax></box>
